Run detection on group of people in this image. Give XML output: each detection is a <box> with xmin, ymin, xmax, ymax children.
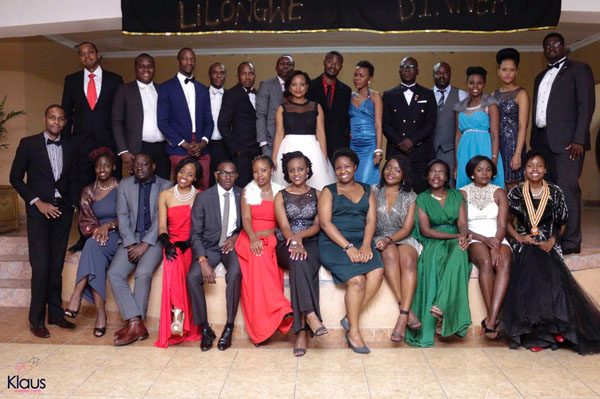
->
<box><xmin>9</xmin><ymin>31</ymin><xmax>600</xmax><ymax>356</ymax></box>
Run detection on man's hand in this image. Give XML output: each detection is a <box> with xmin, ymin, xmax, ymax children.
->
<box><xmin>127</xmin><ymin>242</ymin><xmax>149</xmax><ymax>263</ymax></box>
<box><xmin>120</xmin><ymin>152</ymin><xmax>135</xmax><ymax>175</ymax></box>
<box><xmin>221</xmin><ymin>235</ymin><xmax>237</xmax><ymax>254</ymax></box>
<box><xmin>397</xmin><ymin>138</ymin><xmax>414</xmax><ymax>153</ymax></box>
<box><xmin>35</xmin><ymin>201</ymin><xmax>61</xmax><ymax>219</ymax></box>
<box><xmin>566</xmin><ymin>143</ymin><xmax>584</xmax><ymax>161</ymax></box>
<box><xmin>200</xmin><ymin>259</ymin><xmax>216</xmax><ymax>284</ymax></box>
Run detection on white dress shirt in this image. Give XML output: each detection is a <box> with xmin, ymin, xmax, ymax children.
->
<box><xmin>30</xmin><ymin>132</ymin><xmax>63</xmax><ymax>204</ymax></box>
<box><xmin>209</xmin><ymin>85</ymin><xmax>224</xmax><ymax>140</ymax></box>
<box><xmin>277</xmin><ymin>76</ymin><xmax>285</xmax><ymax>92</ymax></box>
<box><xmin>401</xmin><ymin>82</ymin><xmax>416</xmax><ymax>104</ymax></box>
<box><xmin>217</xmin><ymin>184</ymin><xmax>238</xmax><ymax>238</ymax></box>
<box><xmin>137</xmin><ymin>81</ymin><xmax>164</xmax><ymax>143</ymax></box>
<box><xmin>84</xmin><ymin>66</ymin><xmax>102</xmax><ymax>98</ymax></box>
<box><xmin>247</xmin><ymin>89</ymin><xmax>256</xmax><ymax>109</ymax></box>
<box><xmin>433</xmin><ymin>85</ymin><xmax>468</xmax><ymax>104</ymax></box>
<box><xmin>177</xmin><ymin>72</ymin><xmax>196</xmax><ymax>133</ymax></box>
<box><xmin>535</xmin><ymin>57</ymin><xmax>566</xmax><ymax>128</ymax></box>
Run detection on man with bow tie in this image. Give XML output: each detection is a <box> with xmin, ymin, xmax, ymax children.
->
<box><xmin>218</xmin><ymin>62</ymin><xmax>261</xmax><ymax>187</ymax></box>
<box><xmin>383</xmin><ymin>57</ymin><xmax>437</xmax><ymax>193</ymax></box>
<box><xmin>157</xmin><ymin>47</ymin><xmax>214</xmax><ymax>189</ymax></box>
<box><xmin>530</xmin><ymin>32</ymin><xmax>595</xmax><ymax>255</ymax></box>
<box><xmin>207</xmin><ymin>62</ymin><xmax>229</xmax><ymax>186</ymax></box>
<box><xmin>10</xmin><ymin>105</ymin><xmax>79</xmax><ymax>338</ymax></box>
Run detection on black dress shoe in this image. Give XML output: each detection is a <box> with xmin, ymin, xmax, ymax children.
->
<box><xmin>30</xmin><ymin>324</ymin><xmax>50</xmax><ymax>338</ymax></box>
<box><xmin>562</xmin><ymin>246</ymin><xmax>581</xmax><ymax>255</ymax></box>
<box><xmin>68</xmin><ymin>236</ymin><xmax>87</xmax><ymax>252</ymax></box>
<box><xmin>200</xmin><ymin>326</ymin><xmax>216</xmax><ymax>351</ymax></box>
<box><xmin>48</xmin><ymin>318</ymin><xmax>76</xmax><ymax>329</ymax></box>
<box><xmin>218</xmin><ymin>325</ymin><xmax>234</xmax><ymax>351</ymax></box>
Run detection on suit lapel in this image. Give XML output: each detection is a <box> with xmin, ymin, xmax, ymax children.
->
<box><xmin>131</xmin><ymin>180</ymin><xmax>139</xmax><ymax>226</ymax></box>
<box><xmin>37</xmin><ymin>135</ymin><xmax>54</xmax><ymax>180</ymax></box>
<box><xmin>174</xmin><ymin>76</ymin><xmax>193</xmax><ymax>125</ymax></box>
<box><xmin>132</xmin><ymin>82</ymin><xmax>144</xmax><ymax>115</ymax></box>
<box><xmin>234</xmin><ymin>188</ymin><xmax>242</xmax><ymax>229</ymax></box>
<box><xmin>211</xmin><ymin>187</ymin><xmax>222</xmax><ymax>232</ymax></box>
<box><xmin>547</xmin><ymin>59</ymin><xmax>569</xmax><ymax>108</ymax></box>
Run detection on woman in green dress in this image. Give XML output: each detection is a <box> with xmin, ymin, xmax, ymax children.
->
<box><xmin>405</xmin><ymin>159</ymin><xmax>472</xmax><ymax>347</ymax></box>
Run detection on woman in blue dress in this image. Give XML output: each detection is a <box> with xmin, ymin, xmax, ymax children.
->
<box><xmin>454</xmin><ymin>66</ymin><xmax>504</xmax><ymax>189</ymax></box>
<box><xmin>64</xmin><ymin>147</ymin><xmax>119</xmax><ymax>337</ymax></box>
<box><xmin>349</xmin><ymin>61</ymin><xmax>383</xmax><ymax>185</ymax></box>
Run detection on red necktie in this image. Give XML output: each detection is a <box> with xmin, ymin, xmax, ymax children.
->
<box><xmin>87</xmin><ymin>73</ymin><xmax>97</xmax><ymax>110</ymax></box>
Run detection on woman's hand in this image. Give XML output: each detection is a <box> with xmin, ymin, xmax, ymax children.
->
<box><xmin>483</xmin><ymin>236</ymin><xmax>501</xmax><ymax>250</ymax></box>
<box><xmin>359</xmin><ymin>244</ymin><xmax>374</xmax><ymax>263</ymax></box>
<box><xmin>250</xmin><ymin>236</ymin><xmax>264</xmax><ymax>256</ymax></box>
<box><xmin>345</xmin><ymin>246</ymin><xmax>363</xmax><ymax>263</ymax></box>
<box><xmin>510</xmin><ymin>154</ymin><xmax>521</xmax><ymax>171</ymax></box>
<box><xmin>92</xmin><ymin>223</ymin><xmax>111</xmax><ymax>246</ymax></box>
<box><xmin>375</xmin><ymin>237</ymin><xmax>389</xmax><ymax>252</ymax></box>
<box><xmin>538</xmin><ymin>236</ymin><xmax>556</xmax><ymax>253</ymax></box>
<box><xmin>457</xmin><ymin>234</ymin><xmax>470</xmax><ymax>251</ymax></box>
<box><xmin>289</xmin><ymin>241</ymin><xmax>308</xmax><ymax>261</ymax></box>
<box><xmin>373</xmin><ymin>152</ymin><xmax>383</xmax><ymax>166</ymax></box>
<box><xmin>517</xmin><ymin>234</ymin><xmax>537</xmax><ymax>246</ymax></box>
<box><xmin>490</xmin><ymin>247</ymin><xmax>502</xmax><ymax>267</ymax></box>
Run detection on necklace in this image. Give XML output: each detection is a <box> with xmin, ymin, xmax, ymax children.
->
<box><xmin>261</xmin><ymin>189</ymin><xmax>272</xmax><ymax>195</ymax></box>
<box><xmin>174</xmin><ymin>185</ymin><xmax>196</xmax><ymax>202</ymax></box>
<box><xmin>431</xmin><ymin>191</ymin><xmax>446</xmax><ymax>201</ymax></box>
<box><xmin>530</xmin><ymin>186</ymin><xmax>544</xmax><ymax>197</ymax></box>
<box><xmin>95</xmin><ymin>179</ymin><xmax>115</xmax><ymax>191</ymax></box>
<box><xmin>523</xmin><ymin>180</ymin><xmax>549</xmax><ymax>236</ymax></box>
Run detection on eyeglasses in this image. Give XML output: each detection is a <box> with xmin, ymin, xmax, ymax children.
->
<box><xmin>401</xmin><ymin>64</ymin><xmax>417</xmax><ymax>70</ymax></box>
<box><xmin>543</xmin><ymin>41</ymin><xmax>562</xmax><ymax>50</ymax></box>
<box><xmin>216</xmin><ymin>170</ymin><xmax>238</xmax><ymax>177</ymax></box>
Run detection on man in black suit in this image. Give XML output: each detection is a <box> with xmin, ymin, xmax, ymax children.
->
<box><xmin>383</xmin><ymin>57</ymin><xmax>437</xmax><ymax>193</ymax></box>
<box><xmin>62</xmin><ymin>41</ymin><xmax>124</xmax><ymax>251</ymax></box>
<box><xmin>187</xmin><ymin>160</ymin><xmax>242</xmax><ymax>351</ymax></box>
<box><xmin>218</xmin><ymin>62</ymin><xmax>260</xmax><ymax>187</ymax></box>
<box><xmin>10</xmin><ymin>105</ymin><xmax>79</xmax><ymax>338</ymax></box>
<box><xmin>112</xmin><ymin>53</ymin><xmax>170</xmax><ymax>179</ymax></box>
<box><xmin>207</xmin><ymin>62</ymin><xmax>229</xmax><ymax>186</ymax></box>
<box><xmin>530</xmin><ymin>32</ymin><xmax>596</xmax><ymax>255</ymax></box>
<box><xmin>307</xmin><ymin>51</ymin><xmax>351</xmax><ymax>161</ymax></box>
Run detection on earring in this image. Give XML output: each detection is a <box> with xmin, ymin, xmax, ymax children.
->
<box><xmin>471</xmin><ymin>175</ymin><xmax>474</xmax><ymax>179</ymax></box>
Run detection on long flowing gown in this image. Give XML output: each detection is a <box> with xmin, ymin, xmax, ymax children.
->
<box><xmin>405</xmin><ymin>189</ymin><xmax>472</xmax><ymax>347</ymax></box>
<box><xmin>498</xmin><ymin>183</ymin><xmax>600</xmax><ymax>354</ymax></box>
<box><xmin>273</xmin><ymin>100</ymin><xmax>335</xmax><ymax>190</ymax></box>
<box><xmin>493</xmin><ymin>88</ymin><xmax>525</xmax><ymax>184</ymax></box>
<box><xmin>235</xmin><ymin>199</ymin><xmax>293</xmax><ymax>344</ymax></box>
<box><xmin>155</xmin><ymin>205</ymin><xmax>201</xmax><ymax>348</ymax></box>
<box><xmin>76</xmin><ymin>188</ymin><xmax>119</xmax><ymax>303</ymax></box>
<box><xmin>349</xmin><ymin>92</ymin><xmax>380</xmax><ymax>185</ymax></box>
<box><xmin>455</xmin><ymin>95</ymin><xmax>505</xmax><ymax>189</ymax></box>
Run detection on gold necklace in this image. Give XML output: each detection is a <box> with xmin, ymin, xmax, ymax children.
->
<box><xmin>431</xmin><ymin>191</ymin><xmax>446</xmax><ymax>201</ymax></box>
<box><xmin>95</xmin><ymin>179</ymin><xmax>115</xmax><ymax>191</ymax></box>
<box><xmin>523</xmin><ymin>180</ymin><xmax>549</xmax><ymax>236</ymax></box>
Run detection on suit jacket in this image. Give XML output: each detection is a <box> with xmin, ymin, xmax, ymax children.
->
<box><xmin>256</xmin><ymin>77</ymin><xmax>285</xmax><ymax>147</ymax></box>
<box><xmin>116</xmin><ymin>175</ymin><xmax>173</xmax><ymax>248</ymax></box>
<box><xmin>61</xmin><ymin>68</ymin><xmax>123</xmax><ymax>153</ymax></box>
<box><xmin>306</xmin><ymin>74</ymin><xmax>351</xmax><ymax>159</ymax></box>
<box><xmin>157</xmin><ymin>75</ymin><xmax>214</xmax><ymax>156</ymax></box>
<box><xmin>218</xmin><ymin>83</ymin><xmax>260</xmax><ymax>155</ymax></box>
<box><xmin>530</xmin><ymin>59</ymin><xmax>595</xmax><ymax>153</ymax></box>
<box><xmin>112</xmin><ymin>80</ymin><xmax>161</xmax><ymax>154</ymax></box>
<box><xmin>382</xmin><ymin>83</ymin><xmax>437</xmax><ymax>162</ymax></box>
<box><xmin>10</xmin><ymin>133</ymin><xmax>79</xmax><ymax>217</ymax></box>
<box><xmin>190</xmin><ymin>185</ymin><xmax>242</xmax><ymax>259</ymax></box>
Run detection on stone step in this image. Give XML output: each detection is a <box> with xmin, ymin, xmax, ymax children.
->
<box><xmin>0</xmin><ymin>254</ymin><xmax>31</xmax><ymax>279</ymax></box>
<box><xmin>0</xmin><ymin>236</ymin><xmax>29</xmax><ymax>255</ymax></box>
<box><xmin>0</xmin><ymin>278</ymin><xmax>30</xmax><ymax>307</ymax></box>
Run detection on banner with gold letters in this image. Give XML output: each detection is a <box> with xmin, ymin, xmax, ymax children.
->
<box><xmin>121</xmin><ymin>0</ymin><xmax>561</xmax><ymax>35</ymax></box>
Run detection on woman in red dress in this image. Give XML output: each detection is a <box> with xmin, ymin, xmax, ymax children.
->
<box><xmin>235</xmin><ymin>155</ymin><xmax>293</xmax><ymax>345</ymax></box>
<box><xmin>154</xmin><ymin>158</ymin><xmax>202</xmax><ymax>348</ymax></box>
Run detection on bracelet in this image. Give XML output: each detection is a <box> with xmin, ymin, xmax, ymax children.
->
<box><xmin>386</xmin><ymin>236</ymin><xmax>394</xmax><ymax>244</ymax></box>
<box><xmin>342</xmin><ymin>243</ymin><xmax>354</xmax><ymax>252</ymax></box>
<box><xmin>374</xmin><ymin>149</ymin><xmax>384</xmax><ymax>155</ymax></box>
<box><xmin>492</xmin><ymin>154</ymin><xmax>498</xmax><ymax>158</ymax></box>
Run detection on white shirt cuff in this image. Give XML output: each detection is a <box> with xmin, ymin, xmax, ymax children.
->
<box><xmin>259</xmin><ymin>141</ymin><xmax>268</xmax><ymax>147</ymax></box>
<box><xmin>178</xmin><ymin>139</ymin><xmax>186</xmax><ymax>146</ymax></box>
<box><xmin>29</xmin><ymin>197</ymin><xmax>39</xmax><ymax>206</ymax></box>
<box><xmin>117</xmin><ymin>150</ymin><xmax>129</xmax><ymax>156</ymax></box>
<box><xmin>201</xmin><ymin>136</ymin><xmax>209</xmax><ymax>143</ymax></box>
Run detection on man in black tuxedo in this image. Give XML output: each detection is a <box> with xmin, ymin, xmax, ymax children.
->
<box><xmin>307</xmin><ymin>51</ymin><xmax>351</xmax><ymax>162</ymax></box>
<box><xmin>10</xmin><ymin>105</ymin><xmax>79</xmax><ymax>338</ymax></box>
<box><xmin>188</xmin><ymin>160</ymin><xmax>242</xmax><ymax>351</ymax></box>
<box><xmin>383</xmin><ymin>57</ymin><xmax>437</xmax><ymax>193</ymax></box>
<box><xmin>218</xmin><ymin>62</ymin><xmax>260</xmax><ymax>187</ymax></box>
<box><xmin>62</xmin><ymin>41</ymin><xmax>123</xmax><ymax>251</ymax></box>
<box><xmin>530</xmin><ymin>32</ymin><xmax>596</xmax><ymax>255</ymax></box>
<box><xmin>112</xmin><ymin>53</ymin><xmax>170</xmax><ymax>179</ymax></box>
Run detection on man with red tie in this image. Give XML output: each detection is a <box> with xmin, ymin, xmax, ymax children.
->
<box><xmin>61</xmin><ymin>41</ymin><xmax>123</xmax><ymax>251</ymax></box>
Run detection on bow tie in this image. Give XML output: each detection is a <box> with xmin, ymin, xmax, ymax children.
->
<box><xmin>184</xmin><ymin>77</ymin><xmax>195</xmax><ymax>84</ymax></box>
<box><xmin>212</xmin><ymin>88</ymin><xmax>224</xmax><ymax>95</ymax></box>
<box><xmin>400</xmin><ymin>84</ymin><xmax>415</xmax><ymax>92</ymax></box>
<box><xmin>46</xmin><ymin>139</ymin><xmax>62</xmax><ymax>146</ymax></box>
<box><xmin>547</xmin><ymin>62</ymin><xmax>561</xmax><ymax>70</ymax></box>
<box><xmin>246</xmin><ymin>88</ymin><xmax>257</xmax><ymax>95</ymax></box>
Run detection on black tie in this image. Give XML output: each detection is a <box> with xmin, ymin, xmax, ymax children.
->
<box><xmin>547</xmin><ymin>62</ymin><xmax>561</xmax><ymax>70</ymax></box>
<box><xmin>325</xmin><ymin>85</ymin><xmax>333</xmax><ymax>108</ymax></box>
<box><xmin>400</xmin><ymin>84</ymin><xmax>413</xmax><ymax>92</ymax></box>
<box><xmin>247</xmin><ymin>88</ymin><xmax>257</xmax><ymax>95</ymax></box>
<box><xmin>47</xmin><ymin>139</ymin><xmax>62</xmax><ymax>146</ymax></box>
<box><xmin>184</xmin><ymin>77</ymin><xmax>195</xmax><ymax>84</ymax></box>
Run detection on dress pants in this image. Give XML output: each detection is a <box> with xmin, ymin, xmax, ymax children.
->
<box><xmin>234</xmin><ymin>147</ymin><xmax>261</xmax><ymax>188</ymax></box>
<box><xmin>411</xmin><ymin>160</ymin><xmax>428</xmax><ymax>194</ymax></box>
<box><xmin>435</xmin><ymin>147</ymin><xmax>455</xmax><ymax>188</ymax></box>
<box><xmin>209</xmin><ymin>139</ymin><xmax>232</xmax><ymax>186</ymax></box>
<box><xmin>186</xmin><ymin>248</ymin><xmax>241</xmax><ymax>326</ymax></box>
<box><xmin>26</xmin><ymin>202</ymin><xmax>73</xmax><ymax>328</ymax></box>
<box><xmin>140</xmin><ymin>141</ymin><xmax>171</xmax><ymax>180</ymax></box>
<box><xmin>107</xmin><ymin>240</ymin><xmax>163</xmax><ymax>320</ymax></box>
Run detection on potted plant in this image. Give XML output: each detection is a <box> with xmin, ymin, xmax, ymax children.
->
<box><xmin>0</xmin><ymin>95</ymin><xmax>25</xmax><ymax>233</ymax></box>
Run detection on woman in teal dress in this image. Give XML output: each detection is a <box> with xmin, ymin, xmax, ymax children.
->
<box><xmin>349</xmin><ymin>61</ymin><xmax>383</xmax><ymax>185</ymax></box>
<box><xmin>405</xmin><ymin>159</ymin><xmax>472</xmax><ymax>348</ymax></box>
<box><xmin>455</xmin><ymin>66</ymin><xmax>504</xmax><ymax>189</ymax></box>
<box><xmin>319</xmin><ymin>148</ymin><xmax>383</xmax><ymax>354</ymax></box>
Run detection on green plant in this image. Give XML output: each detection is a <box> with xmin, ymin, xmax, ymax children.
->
<box><xmin>0</xmin><ymin>95</ymin><xmax>25</xmax><ymax>149</ymax></box>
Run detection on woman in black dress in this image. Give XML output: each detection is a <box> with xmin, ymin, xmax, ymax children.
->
<box><xmin>498</xmin><ymin>151</ymin><xmax>600</xmax><ymax>354</ymax></box>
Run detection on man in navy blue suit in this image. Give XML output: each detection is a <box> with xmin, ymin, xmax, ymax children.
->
<box><xmin>157</xmin><ymin>47</ymin><xmax>214</xmax><ymax>189</ymax></box>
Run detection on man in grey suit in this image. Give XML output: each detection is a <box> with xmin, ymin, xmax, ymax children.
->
<box><xmin>187</xmin><ymin>160</ymin><xmax>242</xmax><ymax>351</ymax></box>
<box><xmin>530</xmin><ymin>32</ymin><xmax>595</xmax><ymax>255</ymax></box>
<box><xmin>108</xmin><ymin>153</ymin><xmax>173</xmax><ymax>346</ymax></box>
<box><xmin>256</xmin><ymin>54</ymin><xmax>294</xmax><ymax>157</ymax></box>
<box><xmin>112</xmin><ymin>53</ymin><xmax>170</xmax><ymax>179</ymax></box>
<box><xmin>431</xmin><ymin>61</ymin><xmax>468</xmax><ymax>186</ymax></box>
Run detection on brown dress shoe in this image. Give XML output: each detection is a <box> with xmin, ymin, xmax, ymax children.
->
<box><xmin>114</xmin><ymin>319</ymin><xmax>149</xmax><ymax>346</ymax></box>
<box><xmin>114</xmin><ymin>323</ymin><xmax>130</xmax><ymax>338</ymax></box>
<box><xmin>30</xmin><ymin>324</ymin><xmax>50</xmax><ymax>338</ymax></box>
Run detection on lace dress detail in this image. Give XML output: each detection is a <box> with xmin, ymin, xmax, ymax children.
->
<box><xmin>276</xmin><ymin>188</ymin><xmax>318</xmax><ymax>241</ymax></box>
<box><xmin>462</xmin><ymin>183</ymin><xmax>508</xmax><ymax>245</ymax></box>
<box><xmin>463</xmin><ymin>183</ymin><xmax>496</xmax><ymax>210</ymax></box>
<box><xmin>493</xmin><ymin>88</ymin><xmax>524</xmax><ymax>183</ymax></box>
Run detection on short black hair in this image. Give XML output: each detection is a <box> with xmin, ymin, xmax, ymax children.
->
<box><xmin>281</xmin><ymin>151</ymin><xmax>313</xmax><ymax>184</ymax></box>
<box><xmin>496</xmin><ymin>48</ymin><xmax>520</xmax><ymax>67</ymax></box>
<box><xmin>332</xmin><ymin>148</ymin><xmax>359</xmax><ymax>167</ymax></box>
<box><xmin>543</xmin><ymin>32</ymin><xmax>565</xmax><ymax>46</ymax></box>
<box><xmin>379</xmin><ymin>153</ymin><xmax>413</xmax><ymax>192</ymax></box>
<box><xmin>284</xmin><ymin>70</ymin><xmax>310</xmax><ymax>94</ymax></box>
<box><xmin>356</xmin><ymin>60</ymin><xmax>375</xmax><ymax>77</ymax></box>
<box><xmin>465</xmin><ymin>155</ymin><xmax>497</xmax><ymax>181</ymax></box>
<box><xmin>425</xmin><ymin>158</ymin><xmax>451</xmax><ymax>188</ymax></box>
<box><xmin>326</xmin><ymin>51</ymin><xmax>344</xmax><ymax>63</ymax></box>
<box><xmin>177</xmin><ymin>47</ymin><xmax>194</xmax><ymax>60</ymax></box>
<box><xmin>174</xmin><ymin>157</ymin><xmax>203</xmax><ymax>188</ymax></box>
<box><xmin>135</xmin><ymin>53</ymin><xmax>154</xmax><ymax>65</ymax></box>
<box><xmin>524</xmin><ymin>150</ymin><xmax>546</xmax><ymax>166</ymax></box>
<box><xmin>252</xmin><ymin>154</ymin><xmax>275</xmax><ymax>169</ymax></box>
<box><xmin>466</xmin><ymin>66</ymin><xmax>487</xmax><ymax>81</ymax></box>
<box><xmin>76</xmin><ymin>41</ymin><xmax>98</xmax><ymax>53</ymax></box>
<box><xmin>45</xmin><ymin>104</ymin><xmax>64</xmax><ymax>116</ymax></box>
<box><xmin>216</xmin><ymin>160</ymin><xmax>236</xmax><ymax>171</ymax></box>
<box><xmin>237</xmin><ymin>61</ymin><xmax>255</xmax><ymax>75</ymax></box>
<box><xmin>135</xmin><ymin>152</ymin><xmax>156</xmax><ymax>164</ymax></box>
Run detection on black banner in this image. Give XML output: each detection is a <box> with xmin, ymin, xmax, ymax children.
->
<box><xmin>122</xmin><ymin>0</ymin><xmax>561</xmax><ymax>34</ymax></box>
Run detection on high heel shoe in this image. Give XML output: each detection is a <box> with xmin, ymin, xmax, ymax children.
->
<box><xmin>391</xmin><ymin>310</ymin><xmax>409</xmax><ymax>343</ymax></box>
<box><xmin>480</xmin><ymin>319</ymin><xmax>498</xmax><ymax>339</ymax></box>
<box><xmin>398</xmin><ymin>302</ymin><xmax>421</xmax><ymax>330</ymax></box>
<box><xmin>340</xmin><ymin>316</ymin><xmax>350</xmax><ymax>332</ymax></box>
<box><xmin>171</xmin><ymin>308</ymin><xmax>184</xmax><ymax>336</ymax></box>
<box><xmin>345</xmin><ymin>331</ymin><xmax>370</xmax><ymax>354</ymax></box>
<box><xmin>94</xmin><ymin>326</ymin><xmax>107</xmax><ymax>338</ymax></box>
<box><xmin>64</xmin><ymin>302</ymin><xmax>81</xmax><ymax>319</ymax></box>
<box><xmin>306</xmin><ymin>314</ymin><xmax>328</xmax><ymax>337</ymax></box>
<box><xmin>530</xmin><ymin>346</ymin><xmax>544</xmax><ymax>352</ymax></box>
<box><xmin>554</xmin><ymin>334</ymin><xmax>565</xmax><ymax>343</ymax></box>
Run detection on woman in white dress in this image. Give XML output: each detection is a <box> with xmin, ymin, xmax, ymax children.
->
<box><xmin>460</xmin><ymin>155</ymin><xmax>511</xmax><ymax>339</ymax></box>
<box><xmin>272</xmin><ymin>70</ymin><xmax>335</xmax><ymax>190</ymax></box>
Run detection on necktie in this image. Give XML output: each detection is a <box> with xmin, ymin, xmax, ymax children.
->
<box><xmin>547</xmin><ymin>62</ymin><xmax>561</xmax><ymax>70</ymax></box>
<box><xmin>219</xmin><ymin>192</ymin><xmax>230</xmax><ymax>246</ymax></box>
<box><xmin>437</xmin><ymin>89</ymin><xmax>446</xmax><ymax>111</ymax></box>
<box><xmin>185</xmin><ymin>77</ymin><xmax>195</xmax><ymax>84</ymax></box>
<box><xmin>325</xmin><ymin>85</ymin><xmax>333</xmax><ymax>108</ymax></box>
<box><xmin>400</xmin><ymin>83</ymin><xmax>414</xmax><ymax>92</ymax></box>
<box><xmin>46</xmin><ymin>139</ymin><xmax>62</xmax><ymax>146</ymax></box>
<box><xmin>87</xmin><ymin>73</ymin><xmax>97</xmax><ymax>110</ymax></box>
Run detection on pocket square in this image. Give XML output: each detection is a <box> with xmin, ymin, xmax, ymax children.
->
<box><xmin>417</xmin><ymin>100</ymin><xmax>428</xmax><ymax>103</ymax></box>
